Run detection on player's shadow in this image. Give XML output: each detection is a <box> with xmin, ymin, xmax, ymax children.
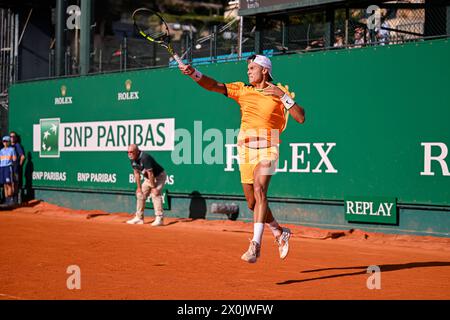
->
<box><xmin>24</xmin><ymin>152</ymin><xmax>35</xmax><ymax>201</ymax></box>
<box><xmin>18</xmin><ymin>200</ymin><xmax>41</xmax><ymax>208</ymax></box>
<box><xmin>277</xmin><ymin>261</ymin><xmax>450</xmax><ymax>285</ymax></box>
<box><xmin>163</xmin><ymin>219</ymin><xmax>180</xmax><ymax>226</ymax></box>
<box><xmin>188</xmin><ymin>191</ymin><xmax>207</xmax><ymax>219</ymax></box>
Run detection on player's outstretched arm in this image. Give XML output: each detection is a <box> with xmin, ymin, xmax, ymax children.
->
<box><xmin>179</xmin><ymin>64</ymin><xmax>226</xmax><ymax>95</ymax></box>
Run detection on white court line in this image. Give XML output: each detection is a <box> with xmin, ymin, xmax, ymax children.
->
<box><xmin>0</xmin><ymin>293</ymin><xmax>23</xmax><ymax>300</ymax></box>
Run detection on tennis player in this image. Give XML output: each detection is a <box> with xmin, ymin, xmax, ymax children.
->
<box><xmin>180</xmin><ymin>55</ymin><xmax>305</xmax><ymax>263</ymax></box>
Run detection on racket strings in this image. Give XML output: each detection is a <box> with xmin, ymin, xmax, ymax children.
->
<box><xmin>135</xmin><ymin>19</ymin><xmax>170</xmax><ymax>42</ymax></box>
<box><xmin>134</xmin><ymin>10</ymin><xmax>168</xmax><ymax>34</ymax></box>
<box><xmin>145</xmin><ymin>30</ymin><xmax>167</xmax><ymax>41</ymax></box>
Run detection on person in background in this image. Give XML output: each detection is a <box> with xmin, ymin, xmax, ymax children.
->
<box><xmin>333</xmin><ymin>31</ymin><xmax>345</xmax><ymax>48</ymax></box>
<box><xmin>126</xmin><ymin>144</ymin><xmax>167</xmax><ymax>227</ymax></box>
<box><xmin>0</xmin><ymin>136</ymin><xmax>17</xmax><ymax>205</ymax></box>
<box><xmin>353</xmin><ymin>26</ymin><xmax>365</xmax><ymax>48</ymax></box>
<box><xmin>10</xmin><ymin>131</ymin><xmax>25</xmax><ymax>204</ymax></box>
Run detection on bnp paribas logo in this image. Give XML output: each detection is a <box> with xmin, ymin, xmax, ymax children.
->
<box><xmin>40</xmin><ymin>118</ymin><xmax>60</xmax><ymax>158</ymax></box>
<box><xmin>55</xmin><ymin>85</ymin><xmax>73</xmax><ymax>105</ymax></box>
<box><xmin>118</xmin><ymin>79</ymin><xmax>139</xmax><ymax>101</ymax></box>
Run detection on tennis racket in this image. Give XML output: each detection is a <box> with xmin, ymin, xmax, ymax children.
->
<box><xmin>132</xmin><ymin>7</ymin><xmax>185</xmax><ymax>67</ymax></box>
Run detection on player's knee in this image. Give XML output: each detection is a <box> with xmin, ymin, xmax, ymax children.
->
<box><xmin>136</xmin><ymin>192</ymin><xmax>145</xmax><ymax>200</ymax></box>
<box><xmin>253</xmin><ymin>184</ymin><xmax>267</xmax><ymax>201</ymax></box>
<box><xmin>151</xmin><ymin>190</ymin><xmax>161</xmax><ymax>197</ymax></box>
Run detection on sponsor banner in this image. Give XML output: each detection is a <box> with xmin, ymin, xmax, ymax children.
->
<box><xmin>117</xmin><ymin>79</ymin><xmax>140</xmax><ymax>101</ymax></box>
<box><xmin>33</xmin><ymin>118</ymin><xmax>175</xmax><ymax>156</ymax></box>
<box><xmin>10</xmin><ymin>39</ymin><xmax>450</xmax><ymax>205</ymax></box>
<box><xmin>77</xmin><ymin>172</ymin><xmax>117</xmax><ymax>184</ymax></box>
<box><xmin>39</xmin><ymin>118</ymin><xmax>60</xmax><ymax>158</ymax></box>
<box><xmin>345</xmin><ymin>197</ymin><xmax>397</xmax><ymax>225</ymax></box>
<box><xmin>54</xmin><ymin>85</ymin><xmax>73</xmax><ymax>105</ymax></box>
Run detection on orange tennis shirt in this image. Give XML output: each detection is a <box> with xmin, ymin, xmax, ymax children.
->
<box><xmin>225</xmin><ymin>82</ymin><xmax>289</xmax><ymax>146</ymax></box>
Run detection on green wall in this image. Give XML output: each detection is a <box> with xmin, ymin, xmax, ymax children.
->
<box><xmin>10</xmin><ymin>39</ymin><xmax>450</xmax><ymax>207</ymax></box>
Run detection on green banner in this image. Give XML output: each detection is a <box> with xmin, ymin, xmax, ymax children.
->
<box><xmin>345</xmin><ymin>197</ymin><xmax>397</xmax><ymax>225</ymax></box>
<box><xmin>9</xmin><ymin>39</ymin><xmax>450</xmax><ymax>206</ymax></box>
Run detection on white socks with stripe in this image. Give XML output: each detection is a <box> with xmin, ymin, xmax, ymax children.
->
<box><xmin>251</xmin><ymin>220</ymin><xmax>283</xmax><ymax>245</ymax></box>
<box><xmin>252</xmin><ymin>223</ymin><xmax>265</xmax><ymax>245</ymax></box>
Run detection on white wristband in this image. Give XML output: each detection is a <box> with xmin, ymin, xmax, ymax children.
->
<box><xmin>189</xmin><ymin>69</ymin><xmax>203</xmax><ymax>82</ymax></box>
<box><xmin>280</xmin><ymin>93</ymin><xmax>295</xmax><ymax>110</ymax></box>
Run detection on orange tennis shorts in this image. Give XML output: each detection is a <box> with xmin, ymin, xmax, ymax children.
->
<box><xmin>237</xmin><ymin>144</ymin><xmax>279</xmax><ymax>184</ymax></box>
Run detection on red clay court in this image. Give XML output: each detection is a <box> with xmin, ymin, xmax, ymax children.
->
<box><xmin>0</xmin><ymin>200</ymin><xmax>449</xmax><ymax>300</ymax></box>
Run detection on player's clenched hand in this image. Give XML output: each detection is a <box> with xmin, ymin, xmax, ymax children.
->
<box><xmin>262</xmin><ymin>82</ymin><xmax>284</xmax><ymax>98</ymax></box>
<box><xmin>179</xmin><ymin>64</ymin><xmax>195</xmax><ymax>76</ymax></box>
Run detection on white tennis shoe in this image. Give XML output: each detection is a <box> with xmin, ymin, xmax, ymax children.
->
<box><xmin>151</xmin><ymin>216</ymin><xmax>164</xmax><ymax>227</ymax></box>
<box><xmin>276</xmin><ymin>227</ymin><xmax>291</xmax><ymax>259</ymax></box>
<box><xmin>126</xmin><ymin>216</ymin><xmax>144</xmax><ymax>224</ymax></box>
<box><xmin>241</xmin><ymin>240</ymin><xmax>261</xmax><ymax>263</ymax></box>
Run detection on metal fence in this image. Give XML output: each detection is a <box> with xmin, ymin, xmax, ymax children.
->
<box><xmin>1</xmin><ymin>1</ymin><xmax>448</xmax><ymax>137</ymax></box>
<box><xmin>0</xmin><ymin>7</ymin><xmax>19</xmax><ymax>135</ymax></box>
<box><xmin>2</xmin><ymin>1</ymin><xmax>450</xmax><ymax>81</ymax></box>
<box><xmin>54</xmin><ymin>13</ymin><xmax>248</xmax><ymax>75</ymax></box>
<box><xmin>259</xmin><ymin>4</ymin><xmax>447</xmax><ymax>53</ymax></box>
<box><xmin>83</xmin><ymin>2</ymin><xmax>448</xmax><ymax>74</ymax></box>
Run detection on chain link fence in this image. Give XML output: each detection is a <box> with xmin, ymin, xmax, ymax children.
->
<box><xmin>86</xmin><ymin>17</ymin><xmax>249</xmax><ymax>73</ymax></box>
<box><xmin>3</xmin><ymin>1</ymin><xmax>450</xmax><ymax>79</ymax></box>
<box><xmin>1</xmin><ymin>0</ymin><xmax>448</xmax><ymax>137</ymax></box>
<box><xmin>0</xmin><ymin>7</ymin><xmax>19</xmax><ymax>136</ymax></box>
<box><xmin>260</xmin><ymin>1</ymin><xmax>448</xmax><ymax>54</ymax></box>
<box><xmin>84</xmin><ymin>1</ymin><xmax>448</xmax><ymax>74</ymax></box>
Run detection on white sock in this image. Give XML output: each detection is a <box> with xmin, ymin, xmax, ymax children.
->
<box><xmin>267</xmin><ymin>220</ymin><xmax>282</xmax><ymax>237</ymax></box>
<box><xmin>252</xmin><ymin>223</ymin><xmax>265</xmax><ymax>245</ymax></box>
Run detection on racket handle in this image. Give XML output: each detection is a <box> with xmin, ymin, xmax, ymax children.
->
<box><xmin>172</xmin><ymin>53</ymin><xmax>185</xmax><ymax>67</ymax></box>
